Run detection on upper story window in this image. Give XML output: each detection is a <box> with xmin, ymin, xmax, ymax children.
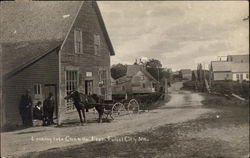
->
<box><xmin>141</xmin><ymin>75</ymin><xmax>145</xmax><ymax>80</ymax></box>
<box><xmin>94</xmin><ymin>34</ymin><xmax>100</xmax><ymax>55</ymax></box>
<box><xmin>74</xmin><ymin>29</ymin><xmax>83</xmax><ymax>54</ymax></box>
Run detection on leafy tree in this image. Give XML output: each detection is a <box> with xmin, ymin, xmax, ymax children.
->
<box><xmin>145</xmin><ymin>58</ymin><xmax>171</xmax><ymax>81</ymax></box>
<box><xmin>145</xmin><ymin>58</ymin><xmax>162</xmax><ymax>68</ymax></box>
<box><xmin>111</xmin><ymin>63</ymin><xmax>127</xmax><ymax>79</ymax></box>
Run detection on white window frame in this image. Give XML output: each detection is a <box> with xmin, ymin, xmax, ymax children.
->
<box><xmin>74</xmin><ymin>29</ymin><xmax>83</xmax><ymax>54</ymax></box>
<box><xmin>34</xmin><ymin>84</ymin><xmax>42</xmax><ymax>95</ymax></box>
<box><xmin>65</xmin><ymin>70</ymin><xmax>79</xmax><ymax>111</ymax></box>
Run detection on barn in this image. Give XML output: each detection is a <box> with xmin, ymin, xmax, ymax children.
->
<box><xmin>1</xmin><ymin>1</ymin><xmax>115</xmax><ymax>129</ymax></box>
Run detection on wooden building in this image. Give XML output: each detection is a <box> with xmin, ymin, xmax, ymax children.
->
<box><xmin>210</xmin><ymin>54</ymin><xmax>249</xmax><ymax>81</ymax></box>
<box><xmin>1</xmin><ymin>1</ymin><xmax>115</xmax><ymax>128</ymax></box>
<box><xmin>112</xmin><ymin>65</ymin><xmax>158</xmax><ymax>95</ymax></box>
<box><xmin>180</xmin><ymin>69</ymin><xmax>192</xmax><ymax>80</ymax></box>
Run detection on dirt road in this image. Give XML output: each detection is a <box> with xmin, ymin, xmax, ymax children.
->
<box><xmin>1</xmin><ymin>82</ymin><xmax>211</xmax><ymax>157</ymax></box>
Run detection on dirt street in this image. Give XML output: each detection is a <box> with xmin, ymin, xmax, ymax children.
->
<box><xmin>1</xmin><ymin>82</ymin><xmax>211</xmax><ymax>157</ymax></box>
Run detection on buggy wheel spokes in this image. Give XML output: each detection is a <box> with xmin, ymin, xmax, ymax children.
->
<box><xmin>127</xmin><ymin>99</ymin><xmax>140</xmax><ymax>114</ymax></box>
<box><xmin>111</xmin><ymin>102</ymin><xmax>127</xmax><ymax>117</ymax></box>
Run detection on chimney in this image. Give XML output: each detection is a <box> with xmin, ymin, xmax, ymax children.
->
<box><xmin>134</xmin><ymin>59</ymin><xmax>138</xmax><ymax>65</ymax></box>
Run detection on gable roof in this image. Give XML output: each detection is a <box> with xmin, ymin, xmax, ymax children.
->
<box><xmin>0</xmin><ymin>1</ymin><xmax>114</xmax><ymax>55</ymax></box>
<box><xmin>140</xmin><ymin>69</ymin><xmax>158</xmax><ymax>82</ymax></box>
<box><xmin>231</xmin><ymin>63</ymin><xmax>249</xmax><ymax>73</ymax></box>
<box><xmin>0</xmin><ymin>1</ymin><xmax>81</xmax><ymax>43</ymax></box>
<box><xmin>211</xmin><ymin>61</ymin><xmax>231</xmax><ymax>72</ymax></box>
<box><xmin>1</xmin><ymin>1</ymin><xmax>115</xmax><ymax>78</ymax></box>
<box><xmin>211</xmin><ymin>61</ymin><xmax>249</xmax><ymax>73</ymax></box>
<box><xmin>127</xmin><ymin>65</ymin><xmax>142</xmax><ymax>76</ymax></box>
<box><xmin>116</xmin><ymin>76</ymin><xmax>132</xmax><ymax>84</ymax></box>
<box><xmin>2</xmin><ymin>40</ymin><xmax>62</xmax><ymax>79</ymax></box>
<box><xmin>126</xmin><ymin>65</ymin><xmax>158</xmax><ymax>82</ymax></box>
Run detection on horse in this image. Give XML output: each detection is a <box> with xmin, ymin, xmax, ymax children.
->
<box><xmin>64</xmin><ymin>90</ymin><xmax>105</xmax><ymax>124</ymax></box>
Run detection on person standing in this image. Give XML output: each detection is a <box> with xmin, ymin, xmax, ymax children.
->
<box><xmin>19</xmin><ymin>89</ymin><xmax>33</xmax><ymax>126</ymax></box>
<box><xmin>43</xmin><ymin>93</ymin><xmax>55</xmax><ymax>125</ymax></box>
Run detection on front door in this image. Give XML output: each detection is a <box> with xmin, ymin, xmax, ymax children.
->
<box><xmin>85</xmin><ymin>80</ymin><xmax>93</xmax><ymax>95</ymax></box>
<box><xmin>44</xmin><ymin>84</ymin><xmax>58</xmax><ymax>118</ymax></box>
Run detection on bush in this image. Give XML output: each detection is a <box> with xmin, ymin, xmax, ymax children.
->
<box><xmin>182</xmin><ymin>81</ymin><xmax>196</xmax><ymax>90</ymax></box>
<box><xmin>211</xmin><ymin>81</ymin><xmax>249</xmax><ymax>99</ymax></box>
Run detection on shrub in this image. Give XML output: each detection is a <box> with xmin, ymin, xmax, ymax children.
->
<box><xmin>182</xmin><ymin>81</ymin><xmax>196</xmax><ymax>90</ymax></box>
<box><xmin>211</xmin><ymin>81</ymin><xmax>249</xmax><ymax>99</ymax></box>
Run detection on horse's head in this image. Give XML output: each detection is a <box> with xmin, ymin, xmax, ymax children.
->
<box><xmin>64</xmin><ymin>90</ymin><xmax>79</xmax><ymax>101</ymax></box>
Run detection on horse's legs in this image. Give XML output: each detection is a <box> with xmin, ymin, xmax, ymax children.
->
<box><xmin>81</xmin><ymin>108</ymin><xmax>86</xmax><ymax>123</ymax></box>
<box><xmin>77</xmin><ymin>108</ymin><xmax>83</xmax><ymax>123</ymax></box>
<box><xmin>99</xmin><ymin>113</ymin><xmax>103</xmax><ymax>123</ymax></box>
<box><xmin>95</xmin><ymin>106</ymin><xmax>104</xmax><ymax>123</ymax></box>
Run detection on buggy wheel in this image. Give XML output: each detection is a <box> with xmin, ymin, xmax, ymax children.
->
<box><xmin>127</xmin><ymin>99</ymin><xmax>140</xmax><ymax>114</ymax></box>
<box><xmin>111</xmin><ymin>102</ymin><xmax>127</xmax><ymax>117</ymax></box>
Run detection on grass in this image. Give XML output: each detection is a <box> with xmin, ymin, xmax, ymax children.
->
<box><xmin>19</xmin><ymin>94</ymin><xmax>249</xmax><ymax>158</ymax></box>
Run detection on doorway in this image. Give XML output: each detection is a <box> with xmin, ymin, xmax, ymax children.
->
<box><xmin>44</xmin><ymin>84</ymin><xmax>58</xmax><ymax>118</ymax></box>
<box><xmin>85</xmin><ymin>80</ymin><xmax>93</xmax><ymax>95</ymax></box>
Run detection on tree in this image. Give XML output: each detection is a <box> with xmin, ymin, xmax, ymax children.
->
<box><xmin>145</xmin><ymin>59</ymin><xmax>162</xmax><ymax>68</ymax></box>
<box><xmin>111</xmin><ymin>63</ymin><xmax>127</xmax><ymax>79</ymax></box>
<box><xmin>145</xmin><ymin>58</ymin><xmax>170</xmax><ymax>81</ymax></box>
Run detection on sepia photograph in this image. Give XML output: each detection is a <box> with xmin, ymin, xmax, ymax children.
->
<box><xmin>0</xmin><ymin>0</ymin><xmax>249</xmax><ymax>157</ymax></box>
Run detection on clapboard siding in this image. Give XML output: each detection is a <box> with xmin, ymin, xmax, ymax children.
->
<box><xmin>59</xmin><ymin>1</ymin><xmax>112</xmax><ymax>118</ymax></box>
<box><xmin>3</xmin><ymin>50</ymin><xmax>59</xmax><ymax>128</ymax></box>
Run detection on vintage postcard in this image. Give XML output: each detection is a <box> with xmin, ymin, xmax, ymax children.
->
<box><xmin>0</xmin><ymin>1</ymin><xmax>249</xmax><ymax>158</ymax></box>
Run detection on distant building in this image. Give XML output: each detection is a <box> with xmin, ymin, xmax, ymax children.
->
<box><xmin>210</xmin><ymin>61</ymin><xmax>232</xmax><ymax>80</ymax></box>
<box><xmin>231</xmin><ymin>63</ymin><xmax>249</xmax><ymax>81</ymax></box>
<box><xmin>227</xmin><ymin>55</ymin><xmax>249</xmax><ymax>63</ymax></box>
<box><xmin>211</xmin><ymin>54</ymin><xmax>249</xmax><ymax>81</ymax></box>
<box><xmin>112</xmin><ymin>65</ymin><xmax>158</xmax><ymax>95</ymax></box>
<box><xmin>180</xmin><ymin>69</ymin><xmax>192</xmax><ymax>80</ymax></box>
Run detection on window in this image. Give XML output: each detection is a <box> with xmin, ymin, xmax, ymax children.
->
<box><xmin>65</xmin><ymin>70</ymin><xmax>78</xmax><ymax>111</ymax></box>
<box><xmin>141</xmin><ymin>75</ymin><xmax>145</xmax><ymax>80</ymax></box>
<box><xmin>142</xmin><ymin>83</ymin><xmax>146</xmax><ymax>88</ymax></box>
<box><xmin>94</xmin><ymin>34</ymin><xmax>100</xmax><ymax>55</ymax></box>
<box><xmin>34</xmin><ymin>84</ymin><xmax>42</xmax><ymax>95</ymax></box>
<box><xmin>74</xmin><ymin>29</ymin><xmax>83</xmax><ymax>54</ymax></box>
<box><xmin>240</xmin><ymin>74</ymin><xmax>243</xmax><ymax>80</ymax></box>
<box><xmin>236</xmin><ymin>74</ymin><xmax>239</xmax><ymax>80</ymax></box>
<box><xmin>122</xmin><ymin>86</ymin><xmax>125</xmax><ymax>91</ymax></box>
<box><xmin>246</xmin><ymin>73</ymin><xmax>249</xmax><ymax>79</ymax></box>
<box><xmin>99</xmin><ymin>69</ymin><xmax>107</xmax><ymax>99</ymax></box>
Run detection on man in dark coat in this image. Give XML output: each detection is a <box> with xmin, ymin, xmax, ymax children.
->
<box><xmin>19</xmin><ymin>89</ymin><xmax>33</xmax><ymax>126</ymax></box>
<box><xmin>43</xmin><ymin>93</ymin><xmax>55</xmax><ymax>125</ymax></box>
<box><xmin>33</xmin><ymin>101</ymin><xmax>43</xmax><ymax>120</ymax></box>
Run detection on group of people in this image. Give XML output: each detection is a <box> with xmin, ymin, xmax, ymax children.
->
<box><xmin>19</xmin><ymin>90</ymin><xmax>56</xmax><ymax>126</ymax></box>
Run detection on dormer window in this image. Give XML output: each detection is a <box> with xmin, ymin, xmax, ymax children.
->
<box><xmin>94</xmin><ymin>34</ymin><xmax>100</xmax><ymax>55</ymax></box>
<box><xmin>74</xmin><ymin>29</ymin><xmax>83</xmax><ymax>54</ymax></box>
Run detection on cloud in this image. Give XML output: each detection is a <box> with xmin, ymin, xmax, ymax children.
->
<box><xmin>99</xmin><ymin>1</ymin><xmax>249</xmax><ymax>70</ymax></box>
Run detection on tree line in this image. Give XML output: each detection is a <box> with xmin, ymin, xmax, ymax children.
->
<box><xmin>111</xmin><ymin>58</ymin><xmax>171</xmax><ymax>81</ymax></box>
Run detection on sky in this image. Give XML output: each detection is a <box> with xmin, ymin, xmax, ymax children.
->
<box><xmin>98</xmin><ymin>1</ymin><xmax>249</xmax><ymax>71</ymax></box>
